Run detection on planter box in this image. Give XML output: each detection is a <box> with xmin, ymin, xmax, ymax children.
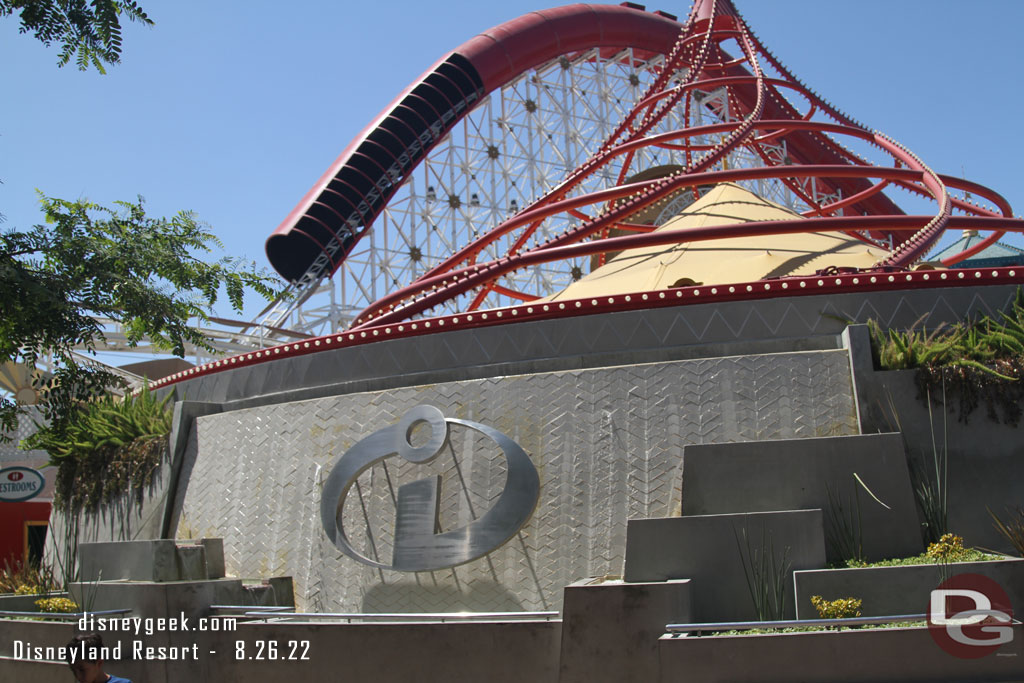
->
<box><xmin>846</xmin><ymin>324</ymin><xmax>1024</xmax><ymax>553</ymax></box>
<box><xmin>793</xmin><ymin>558</ymin><xmax>1024</xmax><ymax>619</ymax></box>
<box><xmin>679</xmin><ymin>432</ymin><xmax>922</xmax><ymax>562</ymax></box>
<box><xmin>624</xmin><ymin>510</ymin><xmax>826</xmax><ymax>621</ymax></box>
<box><xmin>659</xmin><ymin>624</ymin><xmax>1024</xmax><ymax>683</ymax></box>
<box><xmin>0</xmin><ymin>592</ymin><xmax>68</xmax><ymax>613</ymax></box>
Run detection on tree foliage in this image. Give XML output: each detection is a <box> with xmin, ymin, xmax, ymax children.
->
<box><xmin>0</xmin><ymin>196</ymin><xmax>279</xmax><ymax>437</ymax></box>
<box><xmin>24</xmin><ymin>385</ymin><xmax>173</xmax><ymax>512</ymax></box>
<box><xmin>0</xmin><ymin>0</ymin><xmax>152</xmax><ymax>72</ymax></box>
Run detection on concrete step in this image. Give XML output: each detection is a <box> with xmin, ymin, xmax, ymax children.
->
<box><xmin>679</xmin><ymin>432</ymin><xmax>922</xmax><ymax>562</ymax></box>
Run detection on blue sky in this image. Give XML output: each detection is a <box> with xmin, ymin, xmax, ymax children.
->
<box><xmin>2</xmin><ymin>0</ymin><xmax>1022</xmax><ymax>322</ymax></box>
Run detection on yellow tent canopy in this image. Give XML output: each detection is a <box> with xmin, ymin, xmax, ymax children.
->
<box><xmin>545</xmin><ymin>183</ymin><xmax>889</xmax><ymax>301</ymax></box>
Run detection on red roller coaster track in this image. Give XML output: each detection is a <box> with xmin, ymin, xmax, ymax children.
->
<box><xmin>149</xmin><ymin>0</ymin><xmax>1024</xmax><ymax>390</ymax></box>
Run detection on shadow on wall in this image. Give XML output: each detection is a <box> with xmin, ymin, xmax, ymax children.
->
<box><xmin>362</xmin><ymin>580</ymin><xmax>523</xmax><ymax>613</ymax></box>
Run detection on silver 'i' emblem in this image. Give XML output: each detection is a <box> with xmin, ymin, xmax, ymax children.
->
<box><xmin>320</xmin><ymin>405</ymin><xmax>540</xmax><ymax>572</ymax></box>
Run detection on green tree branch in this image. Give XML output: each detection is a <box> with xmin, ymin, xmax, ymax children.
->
<box><xmin>1</xmin><ymin>0</ymin><xmax>152</xmax><ymax>72</ymax></box>
<box><xmin>0</xmin><ymin>195</ymin><xmax>281</xmax><ymax>438</ymax></box>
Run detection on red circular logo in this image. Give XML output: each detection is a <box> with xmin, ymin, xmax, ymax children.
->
<box><xmin>929</xmin><ymin>573</ymin><xmax>1014</xmax><ymax>658</ymax></box>
<box><xmin>7</xmin><ymin>471</ymin><xmax>22</xmax><ymax>481</ymax></box>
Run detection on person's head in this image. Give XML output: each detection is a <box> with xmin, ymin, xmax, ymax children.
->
<box><xmin>67</xmin><ymin>633</ymin><xmax>107</xmax><ymax>683</ymax></box>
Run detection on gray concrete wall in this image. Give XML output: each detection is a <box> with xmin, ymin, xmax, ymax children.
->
<box><xmin>42</xmin><ymin>402</ymin><xmax>221</xmax><ymax>585</ymax></box>
<box><xmin>172</xmin><ymin>350</ymin><xmax>857</xmax><ymax>614</ymax></box>
<box><xmin>680</xmin><ymin>433</ymin><xmax>922</xmax><ymax>561</ymax></box>
<box><xmin>848</xmin><ymin>323</ymin><xmax>1024</xmax><ymax>553</ymax></box>
<box><xmin>0</xmin><ymin>593</ymin><xmax>62</xmax><ymax>611</ymax></box>
<box><xmin>558</xmin><ymin>578</ymin><xmax>690</xmax><ymax>683</ymax></box>
<box><xmin>793</xmin><ymin>558</ymin><xmax>1024</xmax><ymax>619</ymax></box>
<box><xmin>0</xmin><ymin>617</ymin><xmax>561</xmax><ymax>683</ymax></box>
<box><xmin>41</xmin><ymin>451</ymin><xmax>175</xmax><ymax>585</ymax></box>
<box><xmin>0</xmin><ymin>618</ymin><xmax>74</xmax><ymax>682</ymax></box>
<box><xmin>158</xmin><ymin>284</ymin><xmax>1021</xmax><ymax>411</ymax></box>
<box><xmin>79</xmin><ymin>539</ymin><xmax>224</xmax><ymax>583</ymax></box>
<box><xmin>49</xmin><ymin>286</ymin><xmax>1023</xmax><ymax>618</ymax></box>
<box><xmin>3</xmin><ymin>571</ymin><xmax>1020</xmax><ymax>683</ymax></box>
<box><xmin>623</xmin><ymin>510</ymin><xmax>826</xmax><ymax>621</ymax></box>
<box><xmin>81</xmin><ymin>540</ymin><xmax>190</xmax><ymax>583</ymax></box>
<box><xmin>658</xmin><ymin>624</ymin><xmax>1024</xmax><ymax>683</ymax></box>
<box><xmin>68</xmin><ymin>577</ymin><xmax>291</xmax><ymax>619</ymax></box>
<box><xmin>157</xmin><ymin>295</ymin><xmax>852</xmax><ymax>410</ymax></box>
<box><xmin>0</xmin><ymin>657</ymin><xmax>66</xmax><ymax>682</ymax></box>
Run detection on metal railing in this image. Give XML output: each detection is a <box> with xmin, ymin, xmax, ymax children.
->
<box><xmin>209</xmin><ymin>605</ymin><xmax>295</xmax><ymax>616</ymax></box>
<box><xmin>242</xmin><ymin>610</ymin><xmax>560</xmax><ymax>624</ymax></box>
<box><xmin>0</xmin><ymin>608</ymin><xmax>133</xmax><ymax>621</ymax></box>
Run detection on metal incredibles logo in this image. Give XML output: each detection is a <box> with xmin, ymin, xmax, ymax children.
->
<box><xmin>929</xmin><ymin>573</ymin><xmax>1015</xmax><ymax>658</ymax></box>
<box><xmin>320</xmin><ymin>405</ymin><xmax>540</xmax><ymax>572</ymax></box>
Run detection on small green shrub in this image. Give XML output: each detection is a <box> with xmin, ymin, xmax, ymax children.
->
<box><xmin>842</xmin><ymin>547</ymin><xmax>998</xmax><ymax>568</ymax></box>
<box><xmin>868</xmin><ymin>287</ymin><xmax>1024</xmax><ymax>424</ymax></box>
<box><xmin>810</xmin><ymin>595</ymin><xmax>862</xmax><ymax>620</ymax></box>
<box><xmin>24</xmin><ymin>386</ymin><xmax>173</xmax><ymax>512</ymax></box>
<box><xmin>734</xmin><ymin>525</ymin><xmax>791</xmax><ymax>622</ymax></box>
<box><xmin>868</xmin><ymin>318</ymin><xmax>961</xmax><ymax>370</ymax></box>
<box><xmin>708</xmin><ymin>620</ymin><xmax>926</xmax><ymax>636</ymax></box>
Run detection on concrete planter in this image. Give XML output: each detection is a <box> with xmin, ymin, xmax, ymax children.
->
<box><xmin>624</xmin><ymin>510</ymin><xmax>826</xmax><ymax>621</ymax></box>
<box><xmin>659</xmin><ymin>623</ymin><xmax>1024</xmax><ymax>683</ymax></box>
<box><xmin>846</xmin><ymin>324</ymin><xmax>1024</xmax><ymax>554</ymax></box>
<box><xmin>0</xmin><ymin>592</ymin><xmax>69</xmax><ymax>612</ymax></box>
<box><xmin>793</xmin><ymin>558</ymin><xmax>1024</xmax><ymax>619</ymax></box>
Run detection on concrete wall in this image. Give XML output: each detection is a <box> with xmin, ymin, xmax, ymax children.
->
<box><xmin>42</xmin><ymin>453</ymin><xmax>175</xmax><ymax>585</ymax></box>
<box><xmin>6</xmin><ymin>602</ymin><xmax>1020</xmax><ymax>682</ymax></box>
<box><xmin>680</xmin><ymin>433</ymin><xmax>922</xmax><ymax>561</ymax></box>
<box><xmin>0</xmin><ymin>617</ymin><xmax>561</xmax><ymax>683</ymax></box>
<box><xmin>70</xmin><ymin>538</ymin><xmax>290</xmax><ymax>615</ymax></box>
<box><xmin>623</xmin><ymin>510</ymin><xmax>826</xmax><ymax>621</ymax></box>
<box><xmin>158</xmin><ymin>284</ymin><xmax>1021</xmax><ymax>411</ymax></box>
<box><xmin>171</xmin><ymin>350</ymin><xmax>857</xmax><ymax>613</ymax></box>
<box><xmin>79</xmin><ymin>539</ymin><xmax>225</xmax><ymax>583</ymax></box>
<box><xmin>794</xmin><ymin>558</ymin><xmax>1024</xmax><ymax>619</ymax></box>
<box><xmin>0</xmin><ymin>618</ymin><xmax>75</xmax><ymax>682</ymax></box>
<box><xmin>658</xmin><ymin>624</ymin><xmax>1024</xmax><ymax>683</ymax></box>
<box><xmin>848</xmin><ymin>324</ymin><xmax>1024</xmax><ymax>552</ymax></box>
<box><xmin>45</xmin><ymin>286</ymin><xmax>1024</xmax><ymax>618</ymax></box>
<box><xmin>41</xmin><ymin>402</ymin><xmax>223</xmax><ymax>585</ymax></box>
<box><xmin>558</xmin><ymin>578</ymin><xmax>691</xmax><ymax>683</ymax></box>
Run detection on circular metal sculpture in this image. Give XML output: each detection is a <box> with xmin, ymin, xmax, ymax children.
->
<box><xmin>320</xmin><ymin>405</ymin><xmax>540</xmax><ymax>572</ymax></box>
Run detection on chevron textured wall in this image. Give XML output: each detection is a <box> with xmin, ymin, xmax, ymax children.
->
<box><xmin>174</xmin><ymin>349</ymin><xmax>858</xmax><ymax>612</ymax></box>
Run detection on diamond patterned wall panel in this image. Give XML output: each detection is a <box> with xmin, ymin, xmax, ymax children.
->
<box><xmin>163</xmin><ymin>285</ymin><xmax>1021</xmax><ymax>409</ymax></box>
<box><xmin>174</xmin><ymin>349</ymin><xmax>858</xmax><ymax>613</ymax></box>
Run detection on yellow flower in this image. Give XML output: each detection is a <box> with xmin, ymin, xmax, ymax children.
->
<box><xmin>811</xmin><ymin>595</ymin><xmax>862</xmax><ymax>619</ymax></box>
<box><xmin>34</xmin><ymin>597</ymin><xmax>79</xmax><ymax>613</ymax></box>
<box><xmin>926</xmin><ymin>533</ymin><xmax>969</xmax><ymax>561</ymax></box>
